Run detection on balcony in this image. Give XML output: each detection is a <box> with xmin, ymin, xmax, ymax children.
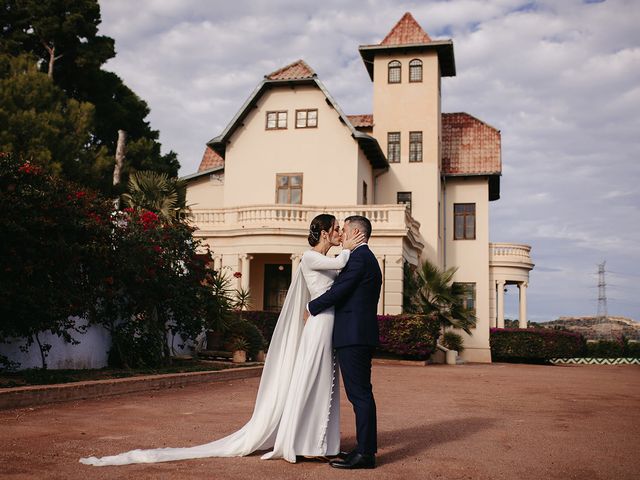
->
<box><xmin>489</xmin><ymin>242</ymin><xmax>534</xmax><ymax>271</ymax></box>
<box><xmin>189</xmin><ymin>204</ymin><xmax>424</xmax><ymax>249</ymax></box>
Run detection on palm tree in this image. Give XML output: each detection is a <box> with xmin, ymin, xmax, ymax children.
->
<box><xmin>121</xmin><ymin>170</ymin><xmax>188</xmax><ymax>222</ymax></box>
<box><xmin>404</xmin><ymin>259</ymin><xmax>476</xmax><ymax>334</ymax></box>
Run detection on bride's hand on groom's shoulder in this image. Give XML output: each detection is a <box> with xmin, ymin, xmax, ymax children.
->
<box><xmin>343</xmin><ymin>232</ymin><xmax>365</xmax><ymax>250</ymax></box>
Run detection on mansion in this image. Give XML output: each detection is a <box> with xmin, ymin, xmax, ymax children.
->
<box><xmin>184</xmin><ymin>13</ymin><xmax>534</xmax><ymax>363</ymax></box>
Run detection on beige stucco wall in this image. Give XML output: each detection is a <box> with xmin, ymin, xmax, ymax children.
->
<box><xmin>357</xmin><ymin>148</ymin><xmax>374</xmax><ymax>204</ymax></box>
<box><xmin>223</xmin><ymin>85</ymin><xmax>365</xmax><ymax>207</ymax></box>
<box><xmin>185</xmin><ymin>173</ymin><xmax>224</xmax><ymax>209</ymax></box>
<box><xmin>372</xmin><ymin>51</ymin><xmax>441</xmax><ymax>264</ymax></box>
<box><xmin>444</xmin><ymin>176</ymin><xmax>491</xmax><ymax>363</ymax></box>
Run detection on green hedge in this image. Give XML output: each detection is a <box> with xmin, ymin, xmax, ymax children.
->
<box><xmin>490</xmin><ymin>328</ymin><xmax>586</xmax><ymax>363</ymax></box>
<box><xmin>243</xmin><ymin>311</ymin><xmax>440</xmax><ymax>361</ymax></box>
<box><xmin>585</xmin><ymin>339</ymin><xmax>640</xmax><ymax>358</ymax></box>
<box><xmin>378</xmin><ymin>314</ymin><xmax>440</xmax><ymax>360</ymax></box>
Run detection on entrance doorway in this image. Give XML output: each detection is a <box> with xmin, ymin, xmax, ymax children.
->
<box><xmin>263</xmin><ymin>264</ymin><xmax>292</xmax><ymax>312</ymax></box>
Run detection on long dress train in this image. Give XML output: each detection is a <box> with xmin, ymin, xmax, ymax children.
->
<box><xmin>79</xmin><ymin>249</ymin><xmax>349</xmax><ymax>466</ymax></box>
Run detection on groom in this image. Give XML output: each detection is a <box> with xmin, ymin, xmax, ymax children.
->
<box><xmin>308</xmin><ymin>215</ymin><xmax>382</xmax><ymax>469</ymax></box>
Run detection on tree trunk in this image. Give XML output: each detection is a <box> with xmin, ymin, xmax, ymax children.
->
<box><xmin>34</xmin><ymin>332</ymin><xmax>47</xmax><ymax>369</ymax></box>
<box><xmin>113</xmin><ymin>129</ymin><xmax>127</xmax><ymax>208</ymax></box>
<box><xmin>41</xmin><ymin>41</ymin><xmax>62</xmax><ymax>80</ymax></box>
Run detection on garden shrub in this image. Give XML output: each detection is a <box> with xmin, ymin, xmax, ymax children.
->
<box><xmin>625</xmin><ymin>340</ymin><xmax>640</xmax><ymax>358</ymax></box>
<box><xmin>224</xmin><ymin>319</ymin><xmax>267</xmax><ymax>359</ymax></box>
<box><xmin>377</xmin><ymin>314</ymin><xmax>440</xmax><ymax>360</ymax></box>
<box><xmin>442</xmin><ymin>331</ymin><xmax>465</xmax><ymax>353</ymax></box>
<box><xmin>585</xmin><ymin>339</ymin><xmax>625</xmax><ymax>358</ymax></box>
<box><xmin>490</xmin><ymin>328</ymin><xmax>586</xmax><ymax>363</ymax></box>
<box><xmin>242</xmin><ymin>311</ymin><xmax>280</xmax><ymax>345</ymax></box>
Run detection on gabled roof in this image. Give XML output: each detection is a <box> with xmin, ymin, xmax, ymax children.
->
<box><xmin>358</xmin><ymin>12</ymin><xmax>455</xmax><ymax>79</ymax></box>
<box><xmin>347</xmin><ymin>114</ymin><xmax>374</xmax><ymax>128</ymax></box>
<box><xmin>441</xmin><ymin>112</ymin><xmax>501</xmax><ymax>200</ymax></box>
<box><xmin>197</xmin><ymin>146</ymin><xmax>225</xmax><ymax>172</ymax></box>
<box><xmin>265</xmin><ymin>59</ymin><xmax>316</xmax><ymax>80</ymax></box>
<box><xmin>380</xmin><ymin>12</ymin><xmax>431</xmax><ymax>45</ymax></box>
<box><xmin>207</xmin><ymin>61</ymin><xmax>388</xmax><ymax>170</ymax></box>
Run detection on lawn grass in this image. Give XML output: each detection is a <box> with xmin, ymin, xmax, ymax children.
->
<box><xmin>0</xmin><ymin>358</ymin><xmax>249</xmax><ymax>388</ymax></box>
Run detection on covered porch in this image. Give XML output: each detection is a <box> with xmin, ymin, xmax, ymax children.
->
<box><xmin>489</xmin><ymin>243</ymin><xmax>535</xmax><ymax>328</ymax></box>
<box><xmin>190</xmin><ymin>204</ymin><xmax>425</xmax><ymax>314</ymax></box>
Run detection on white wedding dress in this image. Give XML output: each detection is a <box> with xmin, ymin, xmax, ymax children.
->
<box><xmin>80</xmin><ymin>249</ymin><xmax>350</xmax><ymax>466</ymax></box>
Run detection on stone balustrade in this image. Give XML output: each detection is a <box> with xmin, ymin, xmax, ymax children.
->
<box><xmin>190</xmin><ymin>204</ymin><xmax>420</xmax><ymax>235</ymax></box>
<box><xmin>489</xmin><ymin>242</ymin><xmax>534</xmax><ymax>268</ymax></box>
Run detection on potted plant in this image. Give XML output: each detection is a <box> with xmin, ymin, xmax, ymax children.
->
<box><xmin>231</xmin><ymin>337</ymin><xmax>249</xmax><ymax>363</ymax></box>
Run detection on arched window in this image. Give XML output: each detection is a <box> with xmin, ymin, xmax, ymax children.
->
<box><xmin>409</xmin><ymin>59</ymin><xmax>422</xmax><ymax>82</ymax></box>
<box><xmin>388</xmin><ymin>60</ymin><xmax>401</xmax><ymax>83</ymax></box>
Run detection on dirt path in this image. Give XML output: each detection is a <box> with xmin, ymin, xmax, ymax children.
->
<box><xmin>1</xmin><ymin>363</ymin><xmax>638</xmax><ymax>479</ymax></box>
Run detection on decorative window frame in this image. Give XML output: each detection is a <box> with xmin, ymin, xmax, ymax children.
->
<box><xmin>388</xmin><ymin>60</ymin><xmax>401</xmax><ymax>84</ymax></box>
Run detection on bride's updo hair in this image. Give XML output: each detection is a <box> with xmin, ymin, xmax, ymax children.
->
<box><xmin>308</xmin><ymin>214</ymin><xmax>336</xmax><ymax>247</ymax></box>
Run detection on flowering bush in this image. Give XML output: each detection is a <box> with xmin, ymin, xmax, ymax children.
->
<box><xmin>377</xmin><ymin>314</ymin><xmax>440</xmax><ymax>360</ymax></box>
<box><xmin>0</xmin><ymin>153</ymin><xmax>113</xmax><ymax>368</ymax></box>
<box><xmin>88</xmin><ymin>207</ymin><xmax>215</xmax><ymax>368</ymax></box>
<box><xmin>490</xmin><ymin>328</ymin><xmax>586</xmax><ymax>363</ymax></box>
<box><xmin>0</xmin><ymin>152</ymin><xmax>218</xmax><ymax>369</ymax></box>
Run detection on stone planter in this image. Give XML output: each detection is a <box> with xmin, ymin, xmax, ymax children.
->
<box><xmin>255</xmin><ymin>350</ymin><xmax>266</xmax><ymax>362</ymax></box>
<box><xmin>232</xmin><ymin>350</ymin><xmax>247</xmax><ymax>363</ymax></box>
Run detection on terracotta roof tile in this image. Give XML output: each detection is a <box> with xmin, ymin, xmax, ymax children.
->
<box><xmin>266</xmin><ymin>59</ymin><xmax>316</xmax><ymax>80</ymax></box>
<box><xmin>197</xmin><ymin>146</ymin><xmax>224</xmax><ymax>172</ymax></box>
<box><xmin>380</xmin><ymin>12</ymin><xmax>431</xmax><ymax>46</ymax></box>
<box><xmin>347</xmin><ymin>114</ymin><xmax>374</xmax><ymax>128</ymax></box>
<box><xmin>442</xmin><ymin>113</ymin><xmax>501</xmax><ymax>176</ymax></box>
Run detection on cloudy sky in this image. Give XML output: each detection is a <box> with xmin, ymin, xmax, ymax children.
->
<box><xmin>98</xmin><ymin>0</ymin><xmax>640</xmax><ymax>322</ymax></box>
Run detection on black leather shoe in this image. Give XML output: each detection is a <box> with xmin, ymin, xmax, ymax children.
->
<box><xmin>329</xmin><ymin>452</ymin><xmax>375</xmax><ymax>469</ymax></box>
<box><xmin>336</xmin><ymin>450</ymin><xmax>355</xmax><ymax>461</ymax></box>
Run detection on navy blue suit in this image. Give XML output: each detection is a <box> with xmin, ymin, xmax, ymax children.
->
<box><xmin>308</xmin><ymin>244</ymin><xmax>382</xmax><ymax>455</ymax></box>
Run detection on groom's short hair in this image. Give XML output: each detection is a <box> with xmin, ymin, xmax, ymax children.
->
<box><xmin>345</xmin><ymin>215</ymin><xmax>372</xmax><ymax>240</ymax></box>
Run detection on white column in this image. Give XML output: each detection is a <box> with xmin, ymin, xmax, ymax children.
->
<box><xmin>290</xmin><ymin>254</ymin><xmax>302</xmax><ymax>281</ymax></box>
<box><xmin>239</xmin><ymin>254</ymin><xmax>253</xmax><ymax>292</ymax></box>
<box><xmin>497</xmin><ymin>280</ymin><xmax>505</xmax><ymax>329</ymax></box>
<box><xmin>489</xmin><ymin>282</ymin><xmax>497</xmax><ymax>328</ymax></box>
<box><xmin>518</xmin><ymin>282</ymin><xmax>528</xmax><ymax>329</ymax></box>
<box><xmin>213</xmin><ymin>255</ymin><xmax>222</xmax><ymax>272</ymax></box>
<box><xmin>376</xmin><ymin>255</ymin><xmax>385</xmax><ymax>315</ymax></box>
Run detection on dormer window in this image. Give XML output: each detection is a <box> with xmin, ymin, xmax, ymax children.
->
<box><xmin>388</xmin><ymin>60</ymin><xmax>401</xmax><ymax>84</ymax></box>
<box><xmin>266</xmin><ymin>111</ymin><xmax>287</xmax><ymax>130</ymax></box>
<box><xmin>409</xmin><ymin>59</ymin><xmax>423</xmax><ymax>82</ymax></box>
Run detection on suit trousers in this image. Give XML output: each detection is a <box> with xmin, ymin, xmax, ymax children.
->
<box><xmin>336</xmin><ymin>345</ymin><xmax>377</xmax><ymax>455</ymax></box>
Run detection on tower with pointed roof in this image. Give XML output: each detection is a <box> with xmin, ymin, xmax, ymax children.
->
<box><xmin>358</xmin><ymin>12</ymin><xmax>456</xmax><ymax>264</ymax></box>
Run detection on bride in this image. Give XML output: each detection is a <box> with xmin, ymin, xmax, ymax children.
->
<box><xmin>80</xmin><ymin>214</ymin><xmax>364</xmax><ymax>466</ymax></box>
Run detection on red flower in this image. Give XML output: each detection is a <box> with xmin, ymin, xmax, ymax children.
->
<box><xmin>104</xmin><ymin>276</ymin><xmax>114</xmax><ymax>285</ymax></box>
<box><xmin>75</xmin><ymin>190</ymin><xmax>86</xmax><ymax>199</ymax></box>
<box><xmin>139</xmin><ymin>210</ymin><xmax>160</xmax><ymax>230</ymax></box>
<box><xmin>18</xmin><ymin>162</ymin><xmax>41</xmax><ymax>175</ymax></box>
<box><xmin>152</xmin><ymin>245</ymin><xmax>163</xmax><ymax>253</ymax></box>
<box><xmin>233</xmin><ymin>271</ymin><xmax>242</xmax><ymax>279</ymax></box>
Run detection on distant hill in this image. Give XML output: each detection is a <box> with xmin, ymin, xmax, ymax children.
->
<box><xmin>540</xmin><ymin>316</ymin><xmax>640</xmax><ymax>340</ymax></box>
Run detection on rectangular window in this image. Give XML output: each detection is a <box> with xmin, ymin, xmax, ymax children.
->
<box><xmin>276</xmin><ymin>173</ymin><xmax>303</xmax><ymax>204</ymax></box>
<box><xmin>266</xmin><ymin>111</ymin><xmax>287</xmax><ymax>130</ymax></box>
<box><xmin>362</xmin><ymin>181</ymin><xmax>368</xmax><ymax>205</ymax></box>
<box><xmin>295</xmin><ymin>109</ymin><xmax>318</xmax><ymax>128</ymax></box>
<box><xmin>409</xmin><ymin>131</ymin><xmax>422</xmax><ymax>162</ymax></box>
<box><xmin>454</xmin><ymin>203</ymin><xmax>476</xmax><ymax>239</ymax></box>
<box><xmin>397</xmin><ymin>191</ymin><xmax>412</xmax><ymax>214</ymax></box>
<box><xmin>454</xmin><ymin>282</ymin><xmax>476</xmax><ymax>314</ymax></box>
<box><xmin>387</xmin><ymin>132</ymin><xmax>400</xmax><ymax>163</ymax></box>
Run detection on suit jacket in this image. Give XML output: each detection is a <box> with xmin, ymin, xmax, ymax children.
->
<box><xmin>308</xmin><ymin>244</ymin><xmax>382</xmax><ymax>348</ymax></box>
